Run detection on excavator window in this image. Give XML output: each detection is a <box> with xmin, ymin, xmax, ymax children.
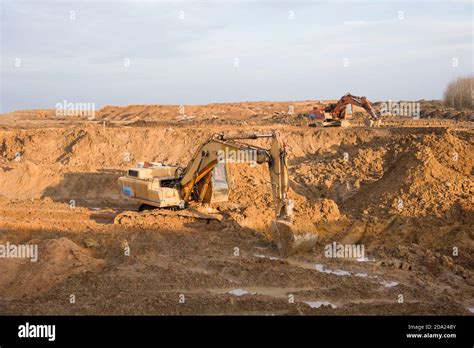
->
<box><xmin>128</xmin><ymin>170</ymin><xmax>139</xmax><ymax>177</ymax></box>
<box><xmin>345</xmin><ymin>104</ymin><xmax>353</xmax><ymax>116</ymax></box>
<box><xmin>210</xmin><ymin>162</ymin><xmax>229</xmax><ymax>202</ymax></box>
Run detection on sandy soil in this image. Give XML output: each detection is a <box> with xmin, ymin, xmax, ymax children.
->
<box><xmin>0</xmin><ymin>101</ymin><xmax>472</xmax><ymax>315</ymax></box>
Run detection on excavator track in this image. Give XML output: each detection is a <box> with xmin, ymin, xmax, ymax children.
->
<box><xmin>114</xmin><ymin>207</ymin><xmax>223</xmax><ymax>227</ymax></box>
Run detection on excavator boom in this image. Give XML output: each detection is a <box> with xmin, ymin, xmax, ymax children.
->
<box><xmin>178</xmin><ymin>132</ymin><xmax>294</xmax><ymax>224</ymax></box>
<box><xmin>326</xmin><ymin>93</ymin><xmax>379</xmax><ymax>121</ymax></box>
<box><xmin>179</xmin><ymin>133</ymin><xmax>272</xmax><ymax>202</ymax></box>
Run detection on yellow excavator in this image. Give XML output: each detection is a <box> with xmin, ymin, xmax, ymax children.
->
<box><xmin>116</xmin><ymin>132</ymin><xmax>317</xmax><ymax>257</ymax></box>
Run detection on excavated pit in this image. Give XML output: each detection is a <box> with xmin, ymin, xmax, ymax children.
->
<box><xmin>0</xmin><ymin>103</ymin><xmax>472</xmax><ymax>315</ymax></box>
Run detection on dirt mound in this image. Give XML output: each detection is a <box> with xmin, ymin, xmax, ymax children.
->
<box><xmin>0</xmin><ymin>194</ymin><xmax>10</xmax><ymax>205</ymax></box>
<box><xmin>0</xmin><ymin>102</ymin><xmax>317</xmax><ymax>124</ymax></box>
<box><xmin>419</xmin><ymin>101</ymin><xmax>473</xmax><ymax>121</ymax></box>
<box><xmin>41</xmin><ymin>172</ymin><xmax>121</xmax><ymax>203</ymax></box>
<box><xmin>80</xmin><ymin>102</ymin><xmax>320</xmax><ymax>124</ymax></box>
<box><xmin>312</xmin><ymin>199</ymin><xmax>341</xmax><ymax>221</ymax></box>
<box><xmin>345</xmin><ymin>131</ymin><xmax>473</xmax><ymax>218</ymax></box>
<box><xmin>0</xmin><ymin>237</ymin><xmax>104</xmax><ymax>300</ymax></box>
<box><xmin>0</xmin><ymin>161</ymin><xmax>62</xmax><ymax>200</ymax></box>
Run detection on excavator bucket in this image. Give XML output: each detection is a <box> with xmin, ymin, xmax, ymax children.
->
<box><xmin>271</xmin><ymin>219</ymin><xmax>317</xmax><ymax>258</ymax></box>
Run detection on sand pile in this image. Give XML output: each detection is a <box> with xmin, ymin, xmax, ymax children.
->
<box><xmin>0</xmin><ymin>161</ymin><xmax>62</xmax><ymax>200</ymax></box>
<box><xmin>78</xmin><ymin>102</ymin><xmax>314</xmax><ymax>123</ymax></box>
<box><xmin>346</xmin><ymin>131</ymin><xmax>473</xmax><ymax>218</ymax></box>
<box><xmin>225</xmin><ymin>163</ymin><xmax>340</xmax><ymax>236</ymax></box>
<box><xmin>0</xmin><ymin>237</ymin><xmax>104</xmax><ymax>300</ymax></box>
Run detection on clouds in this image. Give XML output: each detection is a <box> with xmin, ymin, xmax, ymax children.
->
<box><xmin>0</xmin><ymin>1</ymin><xmax>472</xmax><ymax>112</ymax></box>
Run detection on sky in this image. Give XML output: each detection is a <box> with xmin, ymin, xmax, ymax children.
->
<box><xmin>0</xmin><ymin>0</ymin><xmax>472</xmax><ymax>112</ymax></box>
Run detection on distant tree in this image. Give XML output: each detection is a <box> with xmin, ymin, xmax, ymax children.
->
<box><xmin>443</xmin><ymin>76</ymin><xmax>473</xmax><ymax>110</ymax></box>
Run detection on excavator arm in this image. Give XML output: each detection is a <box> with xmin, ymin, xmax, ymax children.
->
<box><xmin>178</xmin><ymin>132</ymin><xmax>292</xmax><ymax>222</ymax></box>
<box><xmin>326</xmin><ymin>93</ymin><xmax>379</xmax><ymax>121</ymax></box>
<box><xmin>178</xmin><ymin>132</ymin><xmax>315</xmax><ymax>256</ymax></box>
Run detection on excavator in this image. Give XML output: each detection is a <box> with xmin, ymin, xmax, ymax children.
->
<box><xmin>308</xmin><ymin>93</ymin><xmax>380</xmax><ymax>127</ymax></box>
<box><xmin>116</xmin><ymin>132</ymin><xmax>317</xmax><ymax>257</ymax></box>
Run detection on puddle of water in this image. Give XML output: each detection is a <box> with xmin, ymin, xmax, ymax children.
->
<box><xmin>228</xmin><ymin>288</ymin><xmax>256</xmax><ymax>296</ymax></box>
<box><xmin>315</xmin><ymin>264</ymin><xmax>324</xmax><ymax>272</ymax></box>
<box><xmin>355</xmin><ymin>257</ymin><xmax>376</xmax><ymax>262</ymax></box>
<box><xmin>254</xmin><ymin>254</ymin><xmax>281</xmax><ymax>261</ymax></box>
<box><xmin>304</xmin><ymin>301</ymin><xmax>337</xmax><ymax>309</ymax></box>
<box><xmin>355</xmin><ymin>272</ymin><xmax>368</xmax><ymax>278</ymax></box>
<box><xmin>380</xmin><ymin>280</ymin><xmax>399</xmax><ymax>288</ymax></box>
<box><xmin>211</xmin><ymin>286</ymin><xmax>317</xmax><ymax>298</ymax></box>
<box><xmin>356</xmin><ymin>273</ymin><xmax>378</xmax><ymax>279</ymax></box>
<box><xmin>315</xmin><ymin>264</ymin><xmax>351</xmax><ymax>276</ymax></box>
<box><xmin>332</xmin><ymin>269</ymin><xmax>351</xmax><ymax>276</ymax></box>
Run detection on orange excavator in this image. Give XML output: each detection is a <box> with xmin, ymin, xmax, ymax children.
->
<box><xmin>308</xmin><ymin>93</ymin><xmax>380</xmax><ymax>127</ymax></box>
